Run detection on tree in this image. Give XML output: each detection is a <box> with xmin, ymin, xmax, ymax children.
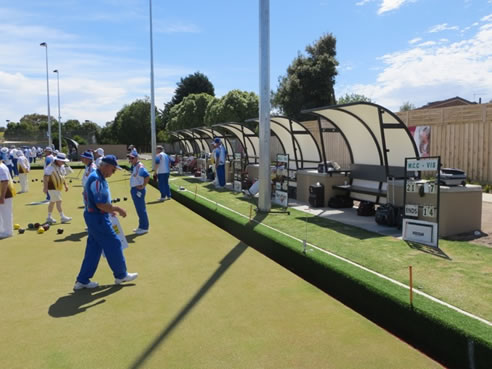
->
<box><xmin>112</xmin><ymin>98</ymin><xmax>158</xmax><ymax>151</ymax></box>
<box><xmin>160</xmin><ymin>72</ymin><xmax>215</xmax><ymax>130</ymax></box>
<box><xmin>204</xmin><ymin>90</ymin><xmax>259</xmax><ymax>126</ymax></box>
<box><xmin>400</xmin><ymin>102</ymin><xmax>416</xmax><ymax>111</ymax></box>
<box><xmin>167</xmin><ymin>93</ymin><xmax>216</xmax><ymax>131</ymax></box>
<box><xmin>272</xmin><ymin>33</ymin><xmax>338</xmax><ymax>120</ymax></box>
<box><xmin>337</xmin><ymin>93</ymin><xmax>372</xmax><ymax>105</ymax></box>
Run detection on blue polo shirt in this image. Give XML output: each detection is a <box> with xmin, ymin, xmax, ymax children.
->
<box><xmin>84</xmin><ymin>169</ymin><xmax>111</xmax><ymax>214</ymax></box>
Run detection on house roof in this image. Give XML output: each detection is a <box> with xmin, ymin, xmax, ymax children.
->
<box><xmin>418</xmin><ymin>96</ymin><xmax>476</xmax><ymax>110</ymax></box>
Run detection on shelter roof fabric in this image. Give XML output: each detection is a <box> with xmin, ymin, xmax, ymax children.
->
<box><xmin>303</xmin><ymin>102</ymin><xmax>418</xmax><ymax>168</ymax></box>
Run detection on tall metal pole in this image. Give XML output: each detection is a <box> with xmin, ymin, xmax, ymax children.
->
<box><xmin>53</xmin><ymin>69</ymin><xmax>62</xmax><ymax>151</ymax></box>
<box><xmin>258</xmin><ymin>0</ymin><xmax>271</xmax><ymax>212</ymax></box>
<box><xmin>148</xmin><ymin>0</ymin><xmax>157</xmax><ymax>170</ymax></box>
<box><xmin>40</xmin><ymin>42</ymin><xmax>52</xmax><ymax>148</ymax></box>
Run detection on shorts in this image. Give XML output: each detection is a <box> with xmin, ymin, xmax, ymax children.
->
<box><xmin>48</xmin><ymin>190</ymin><xmax>62</xmax><ymax>202</ymax></box>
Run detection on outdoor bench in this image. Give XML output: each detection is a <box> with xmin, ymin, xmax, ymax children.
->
<box><xmin>332</xmin><ymin>164</ymin><xmax>405</xmax><ymax>204</ymax></box>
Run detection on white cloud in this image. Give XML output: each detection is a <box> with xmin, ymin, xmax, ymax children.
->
<box><xmin>482</xmin><ymin>14</ymin><xmax>492</xmax><ymax>22</ymax></box>
<box><xmin>428</xmin><ymin>23</ymin><xmax>460</xmax><ymax>33</ymax></box>
<box><xmin>417</xmin><ymin>41</ymin><xmax>437</xmax><ymax>47</ymax></box>
<box><xmin>356</xmin><ymin>0</ymin><xmax>373</xmax><ymax>5</ymax></box>
<box><xmin>378</xmin><ymin>0</ymin><xmax>410</xmax><ymax>15</ymax></box>
<box><xmin>339</xmin><ymin>20</ymin><xmax>492</xmax><ymax>111</ymax></box>
<box><xmin>409</xmin><ymin>37</ymin><xmax>422</xmax><ymax>44</ymax></box>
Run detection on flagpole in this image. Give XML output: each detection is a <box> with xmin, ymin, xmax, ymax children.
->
<box><xmin>258</xmin><ymin>0</ymin><xmax>271</xmax><ymax>212</ymax></box>
<box><xmin>149</xmin><ymin>0</ymin><xmax>157</xmax><ymax>170</ymax></box>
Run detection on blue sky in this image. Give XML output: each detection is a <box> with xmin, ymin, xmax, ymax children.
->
<box><xmin>0</xmin><ymin>0</ymin><xmax>491</xmax><ymax>127</ymax></box>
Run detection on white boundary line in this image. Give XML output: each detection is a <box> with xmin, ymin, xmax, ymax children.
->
<box><xmin>180</xmin><ymin>188</ymin><xmax>492</xmax><ymax>328</ymax></box>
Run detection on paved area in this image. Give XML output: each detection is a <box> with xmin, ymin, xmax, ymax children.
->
<box><xmin>290</xmin><ymin>192</ymin><xmax>492</xmax><ymax>243</ymax></box>
<box><xmin>289</xmin><ymin>201</ymin><xmax>403</xmax><ymax>238</ymax></box>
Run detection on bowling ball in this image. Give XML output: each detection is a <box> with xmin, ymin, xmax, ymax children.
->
<box><xmin>14</xmin><ymin>224</ymin><xmax>20</xmax><ymax>230</ymax></box>
<box><xmin>42</xmin><ymin>224</ymin><xmax>50</xmax><ymax>231</ymax></box>
<box><xmin>28</xmin><ymin>223</ymin><xmax>34</xmax><ymax>229</ymax></box>
<box><xmin>69</xmin><ymin>180</ymin><xmax>72</xmax><ymax>183</ymax></box>
<box><xmin>34</xmin><ymin>222</ymin><xmax>40</xmax><ymax>229</ymax></box>
<box><xmin>18</xmin><ymin>228</ymin><xmax>25</xmax><ymax>234</ymax></box>
<box><xmin>37</xmin><ymin>227</ymin><xmax>45</xmax><ymax>234</ymax></box>
<box><xmin>57</xmin><ymin>228</ymin><xmax>64</xmax><ymax>234</ymax></box>
<box><xmin>123</xmin><ymin>197</ymin><xmax>127</xmax><ymax>201</ymax></box>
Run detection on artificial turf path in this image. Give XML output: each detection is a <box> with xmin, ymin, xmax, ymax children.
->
<box><xmin>0</xmin><ymin>169</ymin><xmax>442</xmax><ymax>369</ymax></box>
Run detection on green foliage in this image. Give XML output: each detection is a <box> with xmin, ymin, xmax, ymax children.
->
<box><xmin>167</xmin><ymin>93</ymin><xmax>216</xmax><ymax>131</ymax></box>
<box><xmin>337</xmin><ymin>93</ymin><xmax>372</xmax><ymax>105</ymax></box>
<box><xmin>204</xmin><ymin>89</ymin><xmax>259</xmax><ymax>125</ymax></box>
<box><xmin>109</xmin><ymin>98</ymin><xmax>158</xmax><ymax>151</ymax></box>
<box><xmin>159</xmin><ymin>72</ymin><xmax>215</xmax><ymax>131</ymax></box>
<box><xmin>400</xmin><ymin>101</ymin><xmax>416</xmax><ymax>111</ymax></box>
<box><xmin>172</xmin><ymin>72</ymin><xmax>215</xmax><ymax>105</ymax></box>
<box><xmin>157</xmin><ymin>129</ymin><xmax>170</xmax><ymax>143</ymax></box>
<box><xmin>272</xmin><ymin>33</ymin><xmax>338</xmax><ymax>120</ymax></box>
<box><xmin>71</xmin><ymin>135</ymin><xmax>87</xmax><ymax>145</ymax></box>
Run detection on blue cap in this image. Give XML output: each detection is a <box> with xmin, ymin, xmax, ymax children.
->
<box><xmin>101</xmin><ymin>154</ymin><xmax>122</xmax><ymax>169</ymax></box>
<box><xmin>80</xmin><ymin>150</ymin><xmax>94</xmax><ymax>160</ymax></box>
<box><xmin>127</xmin><ymin>148</ymin><xmax>138</xmax><ymax>158</ymax></box>
<box><xmin>214</xmin><ymin>137</ymin><xmax>221</xmax><ymax>144</ymax></box>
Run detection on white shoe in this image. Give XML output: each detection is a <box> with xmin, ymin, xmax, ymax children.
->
<box><xmin>46</xmin><ymin>216</ymin><xmax>57</xmax><ymax>224</ymax></box>
<box><xmin>133</xmin><ymin>228</ymin><xmax>148</xmax><ymax>235</ymax></box>
<box><xmin>61</xmin><ymin>216</ymin><xmax>72</xmax><ymax>223</ymax></box>
<box><xmin>115</xmin><ymin>272</ymin><xmax>138</xmax><ymax>284</ymax></box>
<box><xmin>158</xmin><ymin>197</ymin><xmax>166</xmax><ymax>202</ymax></box>
<box><xmin>73</xmin><ymin>281</ymin><xmax>99</xmax><ymax>291</ymax></box>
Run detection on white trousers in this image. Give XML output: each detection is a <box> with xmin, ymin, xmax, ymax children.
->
<box><xmin>19</xmin><ymin>173</ymin><xmax>28</xmax><ymax>192</ymax></box>
<box><xmin>0</xmin><ymin>197</ymin><xmax>13</xmax><ymax>238</ymax></box>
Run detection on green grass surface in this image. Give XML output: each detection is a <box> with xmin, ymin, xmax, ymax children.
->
<box><xmin>170</xmin><ymin>175</ymin><xmax>492</xmax><ymax>324</ymax></box>
<box><xmin>0</xmin><ymin>169</ymin><xmax>442</xmax><ymax>369</ymax></box>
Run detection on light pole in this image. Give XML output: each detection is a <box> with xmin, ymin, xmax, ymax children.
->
<box><xmin>258</xmin><ymin>0</ymin><xmax>271</xmax><ymax>212</ymax></box>
<box><xmin>53</xmin><ymin>69</ymin><xmax>62</xmax><ymax>151</ymax></box>
<box><xmin>148</xmin><ymin>0</ymin><xmax>157</xmax><ymax>169</ymax></box>
<box><xmin>40</xmin><ymin>42</ymin><xmax>52</xmax><ymax>148</ymax></box>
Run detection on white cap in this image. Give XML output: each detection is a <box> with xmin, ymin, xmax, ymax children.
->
<box><xmin>96</xmin><ymin>148</ymin><xmax>104</xmax><ymax>156</ymax></box>
<box><xmin>15</xmin><ymin>150</ymin><xmax>24</xmax><ymax>158</ymax></box>
<box><xmin>54</xmin><ymin>152</ymin><xmax>69</xmax><ymax>162</ymax></box>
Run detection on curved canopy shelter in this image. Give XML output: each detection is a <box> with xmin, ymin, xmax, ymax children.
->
<box><xmin>192</xmin><ymin>126</ymin><xmax>235</xmax><ymax>161</ymax></box>
<box><xmin>248</xmin><ymin>116</ymin><xmax>322</xmax><ymax>171</ymax></box>
<box><xmin>177</xmin><ymin>129</ymin><xmax>211</xmax><ymax>154</ymax></box>
<box><xmin>168</xmin><ymin>131</ymin><xmax>194</xmax><ymax>155</ymax></box>
<box><xmin>212</xmin><ymin>123</ymin><xmax>260</xmax><ymax>164</ymax></box>
<box><xmin>302</xmin><ymin>102</ymin><xmax>419</xmax><ymax>175</ymax></box>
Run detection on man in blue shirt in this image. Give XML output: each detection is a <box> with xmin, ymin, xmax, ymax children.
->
<box><xmin>74</xmin><ymin>155</ymin><xmax>138</xmax><ymax>290</ymax></box>
<box><xmin>128</xmin><ymin>149</ymin><xmax>150</xmax><ymax>234</ymax></box>
<box><xmin>155</xmin><ymin>145</ymin><xmax>172</xmax><ymax>201</ymax></box>
<box><xmin>214</xmin><ymin>138</ymin><xmax>226</xmax><ymax>188</ymax></box>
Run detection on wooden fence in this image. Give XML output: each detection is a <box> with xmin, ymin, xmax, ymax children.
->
<box><xmin>397</xmin><ymin>103</ymin><xmax>492</xmax><ymax>184</ymax></box>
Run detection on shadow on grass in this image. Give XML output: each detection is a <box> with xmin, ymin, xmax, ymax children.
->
<box><xmin>294</xmin><ymin>215</ymin><xmax>382</xmax><ymax>241</ymax></box>
<box><xmin>406</xmin><ymin>241</ymin><xmax>452</xmax><ymax>260</ymax></box>
<box><xmin>127</xmin><ymin>242</ymin><xmax>248</xmax><ymax>369</ymax></box>
<box><xmin>147</xmin><ymin>200</ymin><xmax>166</xmax><ymax>205</ymax></box>
<box><xmin>48</xmin><ymin>284</ymin><xmax>135</xmax><ymax>318</ymax></box>
<box><xmin>25</xmin><ymin>200</ymin><xmax>49</xmax><ymax>206</ymax></box>
<box><xmin>126</xmin><ymin>233</ymin><xmax>145</xmax><ymax>243</ymax></box>
<box><xmin>54</xmin><ymin>231</ymin><xmax>87</xmax><ymax>243</ymax></box>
